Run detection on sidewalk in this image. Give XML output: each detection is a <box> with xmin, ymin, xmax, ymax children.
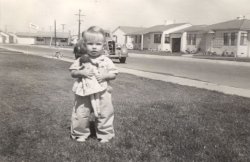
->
<box><xmin>1</xmin><ymin>45</ymin><xmax>250</xmax><ymax>98</ymax></box>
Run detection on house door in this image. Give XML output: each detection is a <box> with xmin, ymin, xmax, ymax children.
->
<box><xmin>3</xmin><ymin>36</ymin><xmax>6</xmax><ymax>43</ymax></box>
<box><xmin>172</xmin><ymin>38</ymin><xmax>181</xmax><ymax>52</ymax></box>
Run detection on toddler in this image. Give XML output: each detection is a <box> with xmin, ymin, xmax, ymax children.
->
<box><xmin>69</xmin><ymin>26</ymin><xmax>118</xmax><ymax>143</ymax></box>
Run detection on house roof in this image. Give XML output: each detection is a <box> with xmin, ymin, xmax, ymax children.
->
<box><xmin>171</xmin><ymin>19</ymin><xmax>250</xmax><ymax>34</ymax></box>
<box><xmin>16</xmin><ymin>32</ymin><xmax>70</xmax><ymax>38</ymax></box>
<box><xmin>113</xmin><ymin>26</ymin><xmax>145</xmax><ymax>34</ymax></box>
<box><xmin>127</xmin><ymin>23</ymin><xmax>187</xmax><ymax>35</ymax></box>
<box><xmin>207</xmin><ymin>18</ymin><xmax>250</xmax><ymax>30</ymax></box>
<box><xmin>0</xmin><ymin>32</ymin><xmax>9</xmax><ymax>37</ymax></box>
<box><xmin>172</xmin><ymin>25</ymin><xmax>209</xmax><ymax>34</ymax></box>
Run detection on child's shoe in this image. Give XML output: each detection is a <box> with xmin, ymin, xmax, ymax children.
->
<box><xmin>76</xmin><ymin>137</ymin><xmax>86</xmax><ymax>142</ymax></box>
<box><xmin>99</xmin><ymin>139</ymin><xmax>109</xmax><ymax>143</ymax></box>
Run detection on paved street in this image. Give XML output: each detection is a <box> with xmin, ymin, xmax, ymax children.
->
<box><xmin>1</xmin><ymin>44</ymin><xmax>250</xmax><ymax>91</ymax></box>
<box><xmin>118</xmin><ymin>54</ymin><xmax>250</xmax><ymax>90</ymax></box>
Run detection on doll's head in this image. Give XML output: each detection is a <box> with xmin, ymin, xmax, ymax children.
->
<box><xmin>79</xmin><ymin>54</ymin><xmax>91</xmax><ymax>65</ymax></box>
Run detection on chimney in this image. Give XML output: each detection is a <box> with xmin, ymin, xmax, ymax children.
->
<box><xmin>164</xmin><ymin>20</ymin><xmax>175</xmax><ymax>25</ymax></box>
<box><xmin>237</xmin><ymin>15</ymin><xmax>245</xmax><ymax>20</ymax></box>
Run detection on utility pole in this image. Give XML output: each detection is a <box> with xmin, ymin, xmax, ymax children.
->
<box><xmin>75</xmin><ymin>9</ymin><xmax>85</xmax><ymax>40</ymax></box>
<box><xmin>54</xmin><ymin>20</ymin><xmax>57</xmax><ymax>46</ymax></box>
<box><xmin>61</xmin><ymin>24</ymin><xmax>65</xmax><ymax>32</ymax></box>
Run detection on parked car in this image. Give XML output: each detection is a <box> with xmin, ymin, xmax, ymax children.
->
<box><xmin>104</xmin><ymin>38</ymin><xmax>128</xmax><ymax>63</ymax></box>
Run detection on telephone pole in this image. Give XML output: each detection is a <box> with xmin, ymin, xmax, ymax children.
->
<box><xmin>54</xmin><ymin>20</ymin><xmax>57</xmax><ymax>46</ymax></box>
<box><xmin>75</xmin><ymin>9</ymin><xmax>85</xmax><ymax>40</ymax></box>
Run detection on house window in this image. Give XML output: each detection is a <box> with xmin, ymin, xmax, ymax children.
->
<box><xmin>187</xmin><ymin>34</ymin><xmax>191</xmax><ymax>45</ymax></box>
<box><xmin>36</xmin><ymin>37</ymin><xmax>44</xmax><ymax>41</ymax></box>
<box><xmin>192</xmin><ymin>34</ymin><xmax>196</xmax><ymax>45</ymax></box>
<box><xmin>135</xmin><ymin>35</ymin><xmax>141</xmax><ymax>43</ymax></box>
<box><xmin>165</xmin><ymin>34</ymin><xmax>170</xmax><ymax>43</ymax></box>
<box><xmin>223</xmin><ymin>33</ymin><xmax>230</xmax><ymax>46</ymax></box>
<box><xmin>224</xmin><ymin>32</ymin><xmax>238</xmax><ymax>46</ymax></box>
<box><xmin>231</xmin><ymin>32</ymin><xmax>237</xmax><ymax>46</ymax></box>
<box><xmin>105</xmin><ymin>32</ymin><xmax>110</xmax><ymax>37</ymax></box>
<box><xmin>187</xmin><ymin>34</ymin><xmax>196</xmax><ymax>45</ymax></box>
<box><xmin>60</xmin><ymin>38</ymin><xmax>67</xmax><ymax>42</ymax></box>
<box><xmin>154</xmin><ymin>34</ymin><xmax>161</xmax><ymax>43</ymax></box>
<box><xmin>240</xmin><ymin>33</ymin><xmax>248</xmax><ymax>45</ymax></box>
<box><xmin>138</xmin><ymin>35</ymin><xmax>141</xmax><ymax>43</ymax></box>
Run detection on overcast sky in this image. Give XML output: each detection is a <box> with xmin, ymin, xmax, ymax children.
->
<box><xmin>1</xmin><ymin>0</ymin><xmax>250</xmax><ymax>34</ymax></box>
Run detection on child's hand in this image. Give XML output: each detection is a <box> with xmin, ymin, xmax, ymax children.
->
<box><xmin>95</xmin><ymin>72</ymin><xmax>116</xmax><ymax>82</ymax></box>
<box><xmin>95</xmin><ymin>73</ymin><xmax>106</xmax><ymax>82</ymax></box>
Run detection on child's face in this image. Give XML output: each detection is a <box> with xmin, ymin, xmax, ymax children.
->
<box><xmin>85</xmin><ymin>33</ymin><xmax>104</xmax><ymax>58</ymax></box>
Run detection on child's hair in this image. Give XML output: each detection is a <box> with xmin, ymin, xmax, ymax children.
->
<box><xmin>82</xmin><ymin>26</ymin><xmax>106</xmax><ymax>43</ymax></box>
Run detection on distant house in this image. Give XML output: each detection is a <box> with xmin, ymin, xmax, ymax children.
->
<box><xmin>126</xmin><ymin>23</ymin><xmax>192</xmax><ymax>52</ymax></box>
<box><xmin>170</xmin><ymin>18</ymin><xmax>250</xmax><ymax>58</ymax></box>
<box><xmin>112</xmin><ymin>26</ymin><xmax>145</xmax><ymax>49</ymax></box>
<box><xmin>203</xmin><ymin>18</ymin><xmax>250</xmax><ymax>57</ymax></box>
<box><xmin>15</xmin><ymin>32</ymin><xmax>70</xmax><ymax>45</ymax></box>
<box><xmin>171</xmin><ymin>25</ymin><xmax>208</xmax><ymax>53</ymax></box>
<box><xmin>8</xmin><ymin>33</ymin><xmax>18</xmax><ymax>43</ymax></box>
<box><xmin>0</xmin><ymin>31</ymin><xmax>10</xmax><ymax>43</ymax></box>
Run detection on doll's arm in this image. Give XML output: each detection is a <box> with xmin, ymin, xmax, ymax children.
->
<box><xmin>70</xmin><ymin>68</ymin><xmax>95</xmax><ymax>78</ymax></box>
<box><xmin>95</xmin><ymin>72</ymin><xmax>116</xmax><ymax>82</ymax></box>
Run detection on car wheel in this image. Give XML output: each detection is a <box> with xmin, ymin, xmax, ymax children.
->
<box><xmin>119</xmin><ymin>57</ymin><xmax>126</xmax><ymax>63</ymax></box>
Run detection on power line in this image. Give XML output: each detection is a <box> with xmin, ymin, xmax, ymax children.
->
<box><xmin>74</xmin><ymin>9</ymin><xmax>85</xmax><ymax>40</ymax></box>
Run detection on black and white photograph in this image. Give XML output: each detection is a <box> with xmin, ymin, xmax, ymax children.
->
<box><xmin>0</xmin><ymin>0</ymin><xmax>250</xmax><ymax>161</ymax></box>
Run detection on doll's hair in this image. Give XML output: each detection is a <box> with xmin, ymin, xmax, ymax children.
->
<box><xmin>79</xmin><ymin>54</ymin><xmax>91</xmax><ymax>65</ymax></box>
<box><xmin>82</xmin><ymin>26</ymin><xmax>106</xmax><ymax>43</ymax></box>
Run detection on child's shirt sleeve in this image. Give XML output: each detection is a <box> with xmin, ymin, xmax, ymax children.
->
<box><xmin>69</xmin><ymin>58</ymin><xmax>81</xmax><ymax>71</ymax></box>
<box><xmin>105</xmin><ymin>57</ymin><xmax>118</xmax><ymax>74</ymax></box>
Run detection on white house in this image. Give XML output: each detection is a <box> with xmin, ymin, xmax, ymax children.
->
<box><xmin>16</xmin><ymin>32</ymin><xmax>70</xmax><ymax>45</ymax></box>
<box><xmin>112</xmin><ymin>26</ymin><xmax>145</xmax><ymax>49</ymax></box>
<box><xmin>0</xmin><ymin>31</ymin><xmax>10</xmax><ymax>43</ymax></box>
<box><xmin>15</xmin><ymin>32</ymin><xmax>36</xmax><ymax>44</ymax></box>
<box><xmin>171</xmin><ymin>25</ymin><xmax>208</xmax><ymax>53</ymax></box>
<box><xmin>126</xmin><ymin>23</ymin><xmax>192</xmax><ymax>52</ymax></box>
<box><xmin>204</xmin><ymin>18</ymin><xmax>250</xmax><ymax>57</ymax></box>
<box><xmin>8</xmin><ymin>33</ymin><xmax>18</xmax><ymax>43</ymax></box>
<box><xmin>172</xmin><ymin>18</ymin><xmax>250</xmax><ymax>58</ymax></box>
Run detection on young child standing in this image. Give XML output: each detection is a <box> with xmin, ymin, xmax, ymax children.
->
<box><xmin>69</xmin><ymin>26</ymin><xmax>118</xmax><ymax>143</ymax></box>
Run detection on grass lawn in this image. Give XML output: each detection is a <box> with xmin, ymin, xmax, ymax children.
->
<box><xmin>0</xmin><ymin>53</ymin><xmax>250</xmax><ymax>162</ymax></box>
